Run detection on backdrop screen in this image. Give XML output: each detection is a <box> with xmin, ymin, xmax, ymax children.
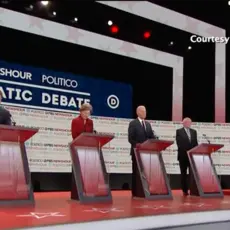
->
<box><xmin>0</xmin><ymin>60</ymin><xmax>132</xmax><ymax>118</ymax></box>
<box><xmin>2</xmin><ymin>111</ymin><xmax>230</xmax><ymax>174</ymax></box>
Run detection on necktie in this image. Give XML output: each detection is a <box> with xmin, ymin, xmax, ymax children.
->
<box><xmin>142</xmin><ymin>121</ymin><xmax>145</xmax><ymax>130</ymax></box>
<box><xmin>142</xmin><ymin>121</ymin><xmax>147</xmax><ymax>138</ymax></box>
<box><xmin>186</xmin><ymin>128</ymin><xmax>191</xmax><ymax>141</ymax></box>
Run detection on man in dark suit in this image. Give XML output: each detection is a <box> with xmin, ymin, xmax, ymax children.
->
<box><xmin>128</xmin><ymin>105</ymin><xmax>156</xmax><ymax>197</ymax></box>
<box><xmin>176</xmin><ymin>117</ymin><xmax>198</xmax><ymax>196</ymax></box>
<box><xmin>0</xmin><ymin>90</ymin><xmax>11</xmax><ymax>125</ymax></box>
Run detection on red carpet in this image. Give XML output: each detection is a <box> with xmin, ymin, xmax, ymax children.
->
<box><xmin>0</xmin><ymin>190</ymin><xmax>230</xmax><ymax>230</ymax></box>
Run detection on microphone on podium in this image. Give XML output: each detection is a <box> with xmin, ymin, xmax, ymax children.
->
<box><xmin>154</xmin><ymin>131</ymin><xmax>159</xmax><ymax>139</ymax></box>
<box><xmin>202</xmin><ymin>134</ymin><xmax>210</xmax><ymax>144</ymax></box>
<box><xmin>10</xmin><ymin>114</ymin><xmax>16</xmax><ymax>126</ymax></box>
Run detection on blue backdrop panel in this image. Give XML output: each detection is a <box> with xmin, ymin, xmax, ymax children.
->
<box><xmin>0</xmin><ymin>60</ymin><xmax>132</xmax><ymax>118</ymax></box>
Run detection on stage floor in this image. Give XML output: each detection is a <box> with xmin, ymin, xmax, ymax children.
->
<box><xmin>1</xmin><ymin>191</ymin><xmax>230</xmax><ymax>230</ymax></box>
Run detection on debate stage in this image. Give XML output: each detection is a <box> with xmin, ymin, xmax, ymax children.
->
<box><xmin>1</xmin><ymin>190</ymin><xmax>230</xmax><ymax>230</ymax></box>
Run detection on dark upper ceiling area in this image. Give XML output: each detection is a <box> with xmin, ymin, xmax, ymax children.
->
<box><xmin>152</xmin><ymin>0</ymin><xmax>229</xmax><ymax>30</ymax></box>
<box><xmin>0</xmin><ymin>0</ymin><xmax>216</xmax><ymax>56</ymax></box>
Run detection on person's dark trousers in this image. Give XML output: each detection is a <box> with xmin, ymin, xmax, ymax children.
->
<box><xmin>179</xmin><ymin>159</ymin><xmax>190</xmax><ymax>194</ymax></box>
<box><xmin>131</xmin><ymin>153</ymin><xmax>145</xmax><ymax>197</ymax></box>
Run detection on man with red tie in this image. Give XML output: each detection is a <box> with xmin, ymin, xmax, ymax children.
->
<box><xmin>70</xmin><ymin>103</ymin><xmax>94</xmax><ymax>199</ymax></box>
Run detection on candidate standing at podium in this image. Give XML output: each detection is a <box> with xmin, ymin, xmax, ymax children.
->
<box><xmin>176</xmin><ymin>117</ymin><xmax>198</xmax><ymax>196</ymax></box>
<box><xmin>0</xmin><ymin>90</ymin><xmax>12</xmax><ymax>125</ymax></box>
<box><xmin>128</xmin><ymin>105</ymin><xmax>157</xmax><ymax>197</ymax></box>
<box><xmin>70</xmin><ymin>103</ymin><xmax>93</xmax><ymax>199</ymax></box>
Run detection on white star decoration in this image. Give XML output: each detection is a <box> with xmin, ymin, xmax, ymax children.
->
<box><xmin>66</xmin><ymin>27</ymin><xmax>84</xmax><ymax>42</ymax></box>
<box><xmin>16</xmin><ymin>212</ymin><xmax>65</xmax><ymax>219</ymax></box>
<box><xmin>99</xmin><ymin>45</ymin><xmax>111</xmax><ymax>52</ymax></box>
<box><xmin>136</xmin><ymin>205</ymin><xmax>170</xmax><ymax>210</ymax></box>
<box><xmin>28</xmin><ymin>17</ymin><xmax>44</xmax><ymax>31</ymax></box>
<box><xmin>221</xmin><ymin>200</ymin><xmax>230</xmax><ymax>204</ymax></box>
<box><xmin>182</xmin><ymin>202</ymin><xmax>211</xmax><ymax>208</ymax></box>
<box><xmin>117</xmin><ymin>1</ymin><xmax>137</xmax><ymax>10</ymax></box>
<box><xmin>119</xmin><ymin>42</ymin><xmax>137</xmax><ymax>56</ymax></box>
<box><xmin>185</xmin><ymin>17</ymin><xmax>199</xmax><ymax>32</ymax></box>
<box><xmin>83</xmin><ymin>208</ymin><xmax>123</xmax><ymax>213</ymax></box>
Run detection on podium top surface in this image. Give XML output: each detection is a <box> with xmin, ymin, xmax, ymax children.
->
<box><xmin>70</xmin><ymin>132</ymin><xmax>114</xmax><ymax>148</ymax></box>
<box><xmin>138</xmin><ymin>139</ymin><xmax>174</xmax><ymax>152</ymax></box>
<box><xmin>188</xmin><ymin>143</ymin><xmax>224</xmax><ymax>155</ymax></box>
<box><xmin>0</xmin><ymin>125</ymin><xmax>38</xmax><ymax>143</ymax></box>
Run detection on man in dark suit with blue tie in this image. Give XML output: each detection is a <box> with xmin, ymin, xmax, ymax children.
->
<box><xmin>176</xmin><ymin>117</ymin><xmax>198</xmax><ymax>196</ymax></box>
<box><xmin>128</xmin><ymin>105</ymin><xmax>157</xmax><ymax>197</ymax></box>
<box><xmin>0</xmin><ymin>90</ymin><xmax>11</xmax><ymax>125</ymax></box>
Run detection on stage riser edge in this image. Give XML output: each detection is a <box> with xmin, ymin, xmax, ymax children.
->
<box><xmin>31</xmin><ymin>173</ymin><xmax>230</xmax><ymax>192</ymax></box>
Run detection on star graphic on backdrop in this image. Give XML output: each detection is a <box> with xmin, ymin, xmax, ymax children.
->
<box><xmin>182</xmin><ymin>202</ymin><xmax>211</xmax><ymax>208</ymax></box>
<box><xmin>185</xmin><ymin>17</ymin><xmax>199</xmax><ymax>33</ymax></box>
<box><xmin>28</xmin><ymin>17</ymin><xmax>44</xmax><ymax>30</ymax></box>
<box><xmin>205</xmin><ymin>25</ymin><xmax>222</xmax><ymax>37</ymax></box>
<box><xmin>16</xmin><ymin>212</ymin><xmax>65</xmax><ymax>219</ymax></box>
<box><xmin>136</xmin><ymin>205</ymin><xmax>171</xmax><ymax>210</ymax></box>
<box><xmin>66</xmin><ymin>27</ymin><xmax>84</xmax><ymax>43</ymax></box>
<box><xmin>152</xmin><ymin>50</ymin><xmax>158</xmax><ymax>60</ymax></box>
<box><xmin>99</xmin><ymin>45</ymin><xmax>111</xmax><ymax>53</ymax></box>
<box><xmin>0</xmin><ymin>7</ymin><xmax>5</xmax><ymax>25</ymax></box>
<box><xmin>119</xmin><ymin>42</ymin><xmax>137</xmax><ymax>56</ymax></box>
<box><xmin>117</xmin><ymin>1</ymin><xmax>138</xmax><ymax>10</ymax></box>
<box><xmin>83</xmin><ymin>208</ymin><xmax>123</xmax><ymax>214</ymax></box>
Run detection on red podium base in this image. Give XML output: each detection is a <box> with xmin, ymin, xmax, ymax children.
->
<box><xmin>134</xmin><ymin>139</ymin><xmax>173</xmax><ymax>200</ymax></box>
<box><xmin>0</xmin><ymin>125</ymin><xmax>38</xmax><ymax>205</ymax></box>
<box><xmin>140</xmin><ymin>152</ymin><xmax>168</xmax><ymax>195</ymax></box>
<box><xmin>188</xmin><ymin>143</ymin><xmax>224</xmax><ymax>198</ymax></box>
<box><xmin>69</xmin><ymin>133</ymin><xmax>114</xmax><ymax>204</ymax></box>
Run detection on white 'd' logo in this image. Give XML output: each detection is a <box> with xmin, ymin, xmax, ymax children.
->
<box><xmin>107</xmin><ymin>95</ymin><xmax>119</xmax><ymax>109</ymax></box>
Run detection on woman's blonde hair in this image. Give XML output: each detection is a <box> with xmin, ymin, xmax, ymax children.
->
<box><xmin>79</xmin><ymin>103</ymin><xmax>92</xmax><ymax>112</ymax></box>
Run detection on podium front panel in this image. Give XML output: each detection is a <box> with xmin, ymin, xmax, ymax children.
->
<box><xmin>192</xmin><ymin>154</ymin><xmax>220</xmax><ymax>193</ymax></box>
<box><xmin>139</xmin><ymin>152</ymin><xmax>168</xmax><ymax>195</ymax></box>
<box><xmin>73</xmin><ymin>147</ymin><xmax>109</xmax><ymax>197</ymax></box>
<box><xmin>0</xmin><ymin>142</ymin><xmax>30</xmax><ymax>200</ymax></box>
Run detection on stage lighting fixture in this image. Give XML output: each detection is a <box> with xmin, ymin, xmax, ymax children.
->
<box><xmin>108</xmin><ymin>20</ymin><xmax>113</xmax><ymax>26</ymax></box>
<box><xmin>110</xmin><ymin>25</ymin><xmax>119</xmax><ymax>34</ymax></box>
<box><xmin>169</xmin><ymin>41</ymin><xmax>174</xmax><ymax>46</ymax></box>
<box><xmin>188</xmin><ymin>46</ymin><xmax>192</xmax><ymax>50</ymax></box>
<box><xmin>143</xmin><ymin>31</ymin><xmax>151</xmax><ymax>39</ymax></box>
<box><xmin>71</xmin><ymin>17</ymin><xmax>78</xmax><ymax>24</ymax></box>
<box><xmin>41</xmin><ymin>1</ymin><xmax>49</xmax><ymax>6</ymax></box>
<box><xmin>25</xmin><ymin>4</ymin><xmax>33</xmax><ymax>11</ymax></box>
<box><xmin>228</xmin><ymin>0</ymin><xmax>230</xmax><ymax>5</ymax></box>
<box><xmin>52</xmin><ymin>11</ymin><xmax>56</xmax><ymax>16</ymax></box>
